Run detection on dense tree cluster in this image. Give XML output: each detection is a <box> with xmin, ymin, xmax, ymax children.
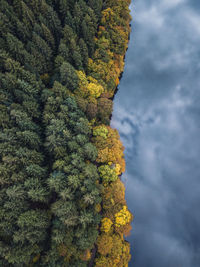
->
<box><xmin>43</xmin><ymin>91</ymin><xmax>101</xmax><ymax>265</ymax></box>
<box><xmin>0</xmin><ymin>49</ymin><xmax>49</xmax><ymax>267</ymax></box>
<box><xmin>88</xmin><ymin>0</ymin><xmax>131</xmax><ymax>93</ymax></box>
<box><xmin>92</xmin><ymin>126</ymin><xmax>132</xmax><ymax>266</ymax></box>
<box><xmin>0</xmin><ymin>0</ymin><xmax>132</xmax><ymax>266</ymax></box>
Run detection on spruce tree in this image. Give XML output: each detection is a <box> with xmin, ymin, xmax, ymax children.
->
<box><xmin>0</xmin><ymin>0</ymin><xmax>132</xmax><ymax>265</ymax></box>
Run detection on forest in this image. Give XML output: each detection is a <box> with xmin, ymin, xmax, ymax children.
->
<box><xmin>0</xmin><ymin>0</ymin><xmax>132</xmax><ymax>266</ymax></box>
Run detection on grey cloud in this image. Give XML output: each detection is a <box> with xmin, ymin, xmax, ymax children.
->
<box><xmin>112</xmin><ymin>0</ymin><xmax>200</xmax><ymax>266</ymax></box>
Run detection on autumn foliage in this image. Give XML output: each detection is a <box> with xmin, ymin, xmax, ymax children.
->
<box><xmin>93</xmin><ymin>125</ymin><xmax>126</xmax><ymax>175</ymax></box>
<box><xmin>88</xmin><ymin>0</ymin><xmax>131</xmax><ymax>95</ymax></box>
<box><xmin>85</xmin><ymin>1</ymin><xmax>133</xmax><ymax>265</ymax></box>
<box><xmin>0</xmin><ymin>0</ymin><xmax>132</xmax><ymax>265</ymax></box>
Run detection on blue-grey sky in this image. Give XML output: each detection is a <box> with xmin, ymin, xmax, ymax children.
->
<box><xmin>111</xmin><ymin>0</ymin><xmax>200</xmax><ymax>266</ymax></box>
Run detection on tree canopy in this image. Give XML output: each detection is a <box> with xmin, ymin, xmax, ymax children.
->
<box><xmin>0</xmin><ymin>0</ymin><xmax>132</xmax><ymax>266</ymax></box>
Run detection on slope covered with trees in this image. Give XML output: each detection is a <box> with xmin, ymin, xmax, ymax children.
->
<box><xmin>0</xmin><ymin>0</ymin><xmax>132</xmax><ymax>266</ymax></box>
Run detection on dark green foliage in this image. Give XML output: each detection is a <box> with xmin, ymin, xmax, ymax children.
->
<box><xmin>98</xmin><ymin>96</ymin><xmax>113</xmax><ymax>124</ymax></box>
<box><xmin>81</xmin><ymin>10</ymin><xmax>98</xmax><ymax>56</ymax></box>
<box><xmin>79</xmin><ymin>38</ymin><xmax>89</xmax><ymax>68</ymax></box>
<box><xmin>83</xmin><ymin>143</ymin><xmax>98</xmax><ymax>161</ymax></box>
<box><xmin>0</xmin><ymin>51</ymin><xmax>49</xmax><ymax>265</ymax></box>
<box><xmin>60</xmin><ymin>62</ymin><xmax>78</xmax><ymax>90</ymax></box>
<box><xmin>0</xmin><ymin>0</ymin><xmax>110</xmax><ymax>265</ymax></box>
<box><xmin>88</xmin><ymin>0</ymin><xmax>103</xmax><ymax>19</ymax></box>
<box><xmin>44</xmin><ymin>94</ymin><xmax>101</xmax><ymax>264</ymax></box>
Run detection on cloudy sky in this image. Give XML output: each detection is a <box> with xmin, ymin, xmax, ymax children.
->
<box><xmin>111</xmin><ymin>0</ymin><xmax>200</xmax><ymax>266</ymax></box>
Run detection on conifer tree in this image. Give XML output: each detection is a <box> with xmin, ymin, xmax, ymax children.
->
<box><xmin>0</xmin><ymin>51</ymin><xmax>49</xmax><ymax>266</ymax></box>
<box><xmin>0</xmin><ymin>0</ymin><xmax>132</xmax><ymax>266</ymax></box>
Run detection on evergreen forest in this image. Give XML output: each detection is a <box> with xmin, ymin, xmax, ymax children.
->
<box><xmin>0</xmin><ymin>0</ymin><xmax>132</xmax><ymax>266</ymax></box>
